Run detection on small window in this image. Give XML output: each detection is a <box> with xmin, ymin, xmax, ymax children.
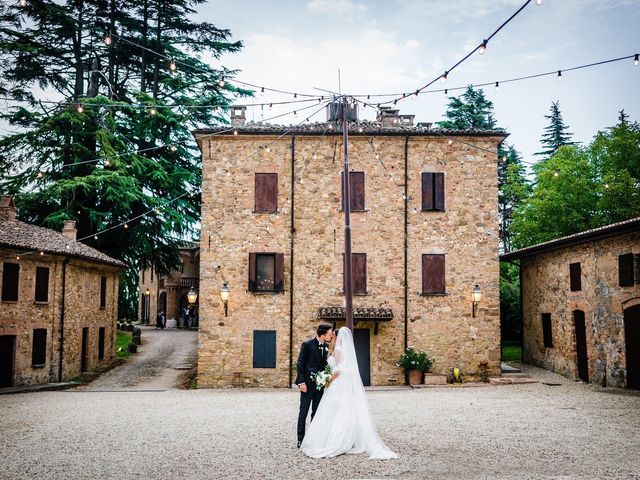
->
<box><xmin>422</xmin><ymin>172</ymin><xmax>445</xmax><ymax>211</ymax></box>
<box><xmin>422</xmin><ymin>254</ymin><xmax>445</xmax><ymax>295</ymax></box>
<box><xmin>142</xmin><ymin>269</ymin><xmax>145</xmax><ymax>284</ymax></box>
<box><xmin>248</xmin><ymin>253</ymin><xmax>284</xmax><ymax>292</ymax></box>
<box><xmin>1</xmin><ymin>262</ymin><xmax>19</xmax><ymax>301</ymax></box>
<box><xmin>35</xmin><ymin>267</ymin><xmax>50</xmax><ymax>302</ymax></box>
<box><xmin>542</xmin><ymin>313</ymin><xmax>553</xmax><ymax>348</ymax></box>
<box><xmin>253</xmin><ymin>330</ymin><xmax>276</xmax><ymax>368</ymax></box>
<box><xmin>98</xmin><ymin>327</ymin><xmax>105</xmax><ymax>360</ymax></box>
<box><xmin>343</xmin><ymin>253</ymin><xmax>367</xmax><ymax>294</ymax></box>
<box><xmin>99</xmin><ymin>276</ymin><xmax>107</xmax><ymax>309</ymax></box>
<box><xmin>151</xmin><ymin>269</ymin><xmax>153</xmax><ymax>282</ymax></box>
<box><xmin>569</xmin><ymin>262</ymin><xmax>581</xmax><ymax>292</ymax></box>
<box><xmin>32</xmin><ymin>328</ymin><xmax>47</xmax><ymax>367</ymax></box>
<box><xmin>341</xmin><ymin>171</ymin><xmax>365</xmax><ymax>211</ymax></box>
<box><xmin>619</xmin><ymin>253</ymin><xmax>635</xmax><ymax>287</ymax></box>
<box><xmin>255</xmin><ymin>173</ymin><xmax>278</xmax><ymax>213</ymax></box>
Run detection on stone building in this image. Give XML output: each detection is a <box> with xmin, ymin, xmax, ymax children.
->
<box><xmin>501</xmin><ymin>217</ymin><xmax>640</xmax><ymax>389</ymax></box>
<box><xmin>138</xmin><ymin>242</ymin><xmax>200</xmax><ymax>327</ymax></box>
<box><xmin>0</xmin><ymin>196</ymin><xmax>123</xmax><ymax>388</ymax></box>
<box><xmin>194</xmin><ymin>106</ymin><xmax>506</xmax><ymax>388</ymax></box>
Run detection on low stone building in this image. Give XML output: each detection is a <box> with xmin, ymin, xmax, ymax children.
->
<box><xmin>501</xmin><ymin>218</ymin><xmax>640</xmax><ymax>389</ymax></box>
<box><xmin>138</xmin><ymin>242</ymin><xmax>200</xmax><ymax>327</ymax></box>
<box><xmin>0</xmin><ymin>196</ymin><xmax>123</xmax><ymax>387</ymax></box>
<box><xmin>193</xmin><ymin>105</ymin><xmax>506</xmax><ymax>388</ymax></box>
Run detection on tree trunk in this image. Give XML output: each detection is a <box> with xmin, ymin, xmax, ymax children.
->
<box><xmin>152</xmin><ymin>0</ymin><xmax>162</xmax><ymax>100</ymax></box>
<box><xmin>141</xmin><ymin>0</ymin><xmax>148</xmax><ymax>92</ymax></box>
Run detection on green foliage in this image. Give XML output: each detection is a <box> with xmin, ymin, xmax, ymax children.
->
<box><xmin>535</xmin><ymin>101</ymin><xmax>576</xmax><ymax>158</ymax></box>
<box><xmin>500</xmin><ymin>262</ymin><xmax>521</xmax><ymax>341</ymax></box>
<box><xmin>116</xmin><ymin>331</ymin><xmax>132</xmax><ymax>360</ymax></box>
<box><xmin>501</xmin><ymin>340</ymin><xmax>522</xmax><ymax>363</ymax></box>
<box><xmin>498</xmin><ymin>145</ymin><xmax>531</xmax><ymax>252</ymax></box>
<box><xmin>397</xmin><ymin>347</ymin><xmax>433</xmax><ymax>373</ymax></box>
<box><xmin>436</xmin><ymin>85</ymin><xmax>498</xmax><ymax>130</ymax></box>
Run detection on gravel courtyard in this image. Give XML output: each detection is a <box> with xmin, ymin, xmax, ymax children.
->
<box><xmin>1</xmin><ymin>366</ymin><xmax>639</xmax><ymax>480</ymax></box>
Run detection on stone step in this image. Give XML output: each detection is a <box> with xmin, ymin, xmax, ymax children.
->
<box><xmin>489</xmin><ymin>376</ymin><xmax>537</xmax><ymax>385</ymax></box>
<box><xmin>501</xmin><ymin>362</ymin><xmax>522</xmax><ymax>373</ymax></box>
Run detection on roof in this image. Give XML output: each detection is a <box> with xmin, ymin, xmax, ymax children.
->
<box><xmin>500</xmin><ymin>217</ymin><xmax>640</xmax><ymax>262</ymax></box>
<box><xmin>0</xmin><ymin>219</ymin><xmax>125</xmax><ymax>267</ymax></box>
<box><xmin>318</xmin><ymin>306</ymin><xmax>394</xmax><ymax>321</ymax></box>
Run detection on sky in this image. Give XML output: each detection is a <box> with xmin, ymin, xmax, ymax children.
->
<box><xmin>199</xmin><ymin>0</ymin><xmax>640</xmax><ymax>166</ymax></box>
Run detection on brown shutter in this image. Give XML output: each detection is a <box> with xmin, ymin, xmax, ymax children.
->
<box><xmin>351</xmin><ymin>172</ymin><xmax>365</xmax><ymax>210</ymax></box>
<box><xmin>31</xmin><ymin>328</ymin><xmax>47</xmax><ymax>366</ymax></box>
<box><xmin>255</xmin><ymin>173</ymin><xmax>278</xmax><ymax>213</ymax></box>
<box><xmin>422</xmin><ymin>173</ymin><xmax>434</xmax><ymax>211</ymax></box>
<box><xmin>353</xmin><ymin>253</ymin><xmax>367</xmax><ymax>294</ymax></box>
<box><xmin>35</xmin><ymin>267</ymin><xmax>49</xmax><ymax>302</ymax></box>
<box><xmin>99</xmin><ymin>276</ymin><xmax>107</xmax><ymax>308</ymax></box>
<box><xmin>248</xmin><ymin>253</ymin><xmax>257</xmax><ymax>291</ymax></box>
<box><xmin>619</xmin><ymin>253</ymin><xmax>635</xmax><ymax>287</ymax></box>
<box><xmin>635</xmin><ymin>254</ymin><xmax>640</xmax><ymax>285</ymax></box>
<box><xmin>98</xmin><ymin>327</ymin><xmax>105</xmax><ymax>360</ymax></box>
<box><xmin>422</xmin><ymin>254</ymin><xmax>445</xmax><ymax>294</ymax></box>
<box><xmin>1</xmin><ymin>262</ymin><xmax>19</xmax><ymax>301</ymax></box>
<box><xmin>434</xmin><ymin>173</ymin><xmax>445</xmax><ymax>211</ymax></box>
<box><xmin>569</xmin><ymin>262</ymin><xmax>581</xmax><ymax>291</ymax></box>
<box><xmin>274</xmin><ymin>253</ymin><xmax>284</xmax><ymax>292</ymax></box>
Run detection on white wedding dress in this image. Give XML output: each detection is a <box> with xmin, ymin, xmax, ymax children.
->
<box><xmin>300</xmin><ymin>327</ymin><xmax>397</xmax><ymax>460</ymax></box>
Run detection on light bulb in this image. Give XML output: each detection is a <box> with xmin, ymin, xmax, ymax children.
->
<box><xmin>553</xmin><ymin>171</ymin><xmax>559</xmax><ymax>177</ymax></box>
<box><xmin>76</xmin><ymin>104</ymin><xmax>84</xmax><ymax>113</ymax></box>
<box><xmin>635</xmin><ymin>54</ymin><xmax>639</xmax><ymax>66</ymax></box>
<box><xmin>294</xmin><ymin>93</ymin><xmax>297</xmax><ymax>99</ymax></box>
<box><xmin>149</xmin><ymin>107</ymin><xmax>157</xmax><ymax>115</ymax></box>
<box><xmin>604</xmin><ymin>183</ymin><xmax>609</xmax><ymax>189</ymax></box>
<box><xmin>479</xmin><ymin>40</ymin><xmax>487</xmax><ymax>55</ymax></box>
<box><xmin>94</xmin><ymin>235</ymin><xmax>98</xmax><ymax>240</ymax></box>
<box><xmin>218</xmin><ymin>76</ymin><xmax>225</xmax><ymax>88</ymax></box>
<box><xmin>104</xmin><ymin>32</ymin><xmax>112</xmax><ymax>45</ymax></box>
<box><xmin>444</xmin><ymin>89</ymin><xmax>448</xmax><ymax>95</ymax></box>
<box><xmin>557</xmin><ymin>70</ymin><xmax>562</xmax><ymax>81</ymax></box>
<box><xmin>265</xmin><ymin>146</ymin><xmax>271</xmax><ymax>153</ymax></box>
<box><xmin>233</xmin><ymin>130</ymin><xmax>238</xmax><ymax>136</ymax></box>
<box><xmin>19</xmin><ymin>0</ymin><xmax>27</xmax><ymax>6</ymax></box>
<box><xmin>169</xmin><ymin>145</ymin><xmax>177</xmax><ymax>152</ymax></box>
<box><xmin>268</xmin><ymin>103</ymin><xmax>273</xmax><ymax>110</ymax></box>
<box><xmin>366</xmin><ymin>95</ymin><xmax>370</xmax><ymax>100</ymax></box>
<box><xmin>169</xmin><ymin>58</ymin><xmax>177</xmax><ymax>72</ymax></box>
<box><xmin>260</xmin><ymin>87</ymin><xmax>265</xmax><ymax>96</ymax></box>
<box><xmin>536</xmin><ymin>0</ymin><xmax>542</xmax><ymax>5</ymax></box>
<box><xmin>358</xmin><ymin>126</ymin><xmax>363</xmax><ymax>133</ymax></box>
<box><xmin>37</xmin><ymin>171</ymin><xmax>43</xmax><ymax>178</ymax></box>
<box><xmin>448</xmin><ymin>139</ymin><xmax>453</xmax><ymax>145</ymax></box>
<box><xmin>39</xmin><ymin>251</ymin><xmax>44</xmax><ymax>256</ymax></box>
<box><xmin>495</xmin><ymin>81</ymin><xmax>500</xmax><ymax>91</ymax></box>
<box><xmin>441</xmin><ymin>71</ymin><xmax>448</xmax><ymax>83</ymax></box>
<box><xmin>124</xmin><ymin>223</ymin><xmax>128</xmax><ymax>229</ymax></box>
<box><xmin>105</xmin><ymin>160</ymin><xmax>110</xmax><ymax>166</ymax></box>
<box><xmin>16</xmin><ymin>256</ymin><xmax>20</xmax><ymax>260</ymax></box>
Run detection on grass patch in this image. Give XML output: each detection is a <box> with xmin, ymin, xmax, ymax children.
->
<box><xmin>502</xmin><ymin>340</ymin><xmax>522</xmax><ymax>363</ymax></box>
<box><xmin>116</xmin><ymin>331</ymin><xmax>132</xmax><ymax>360</ymax></box>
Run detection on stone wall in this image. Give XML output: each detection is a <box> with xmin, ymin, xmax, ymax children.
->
<box><xmin>520</xmin><ymin>231</ymin><xmax>640</xmax><ymax>387</ymax></box>
<box><xmin>197</xmin><ymin>131</ymin><xmax>503</xmax><ymax>387</ymax></box>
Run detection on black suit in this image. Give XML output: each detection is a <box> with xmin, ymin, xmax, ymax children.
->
<box><xmin>296</xmin><ymin>337</ymin><xmax>329</xmax><ymax>442</ymax></box>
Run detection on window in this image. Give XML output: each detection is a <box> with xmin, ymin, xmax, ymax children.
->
<box><xmin>248</xmin><ymin>253</ymin><xmax>284</xmax><ymax>292</ymax></box>
<box><xmin>422</xmin><ymin>254</ymin><xmax>445</xmax><ymax>295</ymax></box>
<box><xmin>1</xmin><ymin>262</ymin><xmax>19</xmax><ymax>301</ymax></box>
<box><xmin>32</xmin><ymin>329</ymin><xmax>47</xmax><ymax>367</ymax></box>
<box><xmin>151</xmin><ymin>268</ymin><xmax>153</xmax><ymax>282</ymax></box>
<box><xmin>99</xmin><ymin>276</ymin><xmax>107</xmax><ymax>309</ymax></box>
<box><xmin>35</xmin><ymin>267</ymin><xmax>50</xmax><ymax>302</ymax></box>
<box><xmin>254</xmin><ymin>173</ymin><xmax>278</xmax><ymax>213</ymax></box>
<box><xmin>542</xmin><ymin>313</ymin><xmax>553</xmax><ymax>348</ymax></box>
<box><xmin>619</xmin><ymin>253</ymin><xmax>635</xmax><ymax>287</ymax></box>
<box><xmin>341</xmin><ymin>171</ymin><xmax>365</xmax><ymax>211</ymax></box>
<box><xmin>253</xmin><ymin>330</ymin><xmax>276</xmax><ymax>368</ymax></box>
<box><xmin>569</xmin><ymin>262</ymin><xmax>581</xmax><ymax>292</ymax></box>
<box><xmin>98</xmin><ymin>327</ymin><xmax>105</xmax><ymax>360</ymax></box>
<box><xmin>343</xmin><ymin>253</ymin><xmax>367</xmax><ymax>294</ymax></box>
<box><xmin>422</xmin><ymin>172</ymin><xmax>445</xmax><ymax>211</ymax></box>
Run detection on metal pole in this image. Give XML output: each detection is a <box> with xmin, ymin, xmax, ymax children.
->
<box><xmin>342</xmin><ymin>97</ymin><xmax>354</xmax><ymax>331</ymax></box>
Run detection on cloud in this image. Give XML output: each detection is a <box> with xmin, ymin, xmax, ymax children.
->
<box><xmin>306</xmin><ymin>0</ymin><xmax>367</xmax><ymax>15</ymax></box>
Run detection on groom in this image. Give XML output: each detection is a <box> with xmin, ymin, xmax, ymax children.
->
<box><xmin>295</xmin><ymin>323</ymin><xmax>333</xmax><ymax>448</ymax></box>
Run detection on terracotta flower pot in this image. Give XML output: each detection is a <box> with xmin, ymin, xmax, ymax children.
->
<box><xmin>408</xmin><ymin>369</ymin><xmax>423</xmax><ymax>385</ymax></box>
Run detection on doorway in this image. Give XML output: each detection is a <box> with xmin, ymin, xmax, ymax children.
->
<box><xmin>573</xmin><ymin>310</ymin><xmax>589</xmax><ymax>382</ymax></box>
<box><xmin>81</xmin><ymin>327</ymin><xmax>89</xmax><ymax>373</ymax></box>
<box><xmin>0</xmin><ymin>335</ymin><xmax>16</xmax><ymax>387</ymax></box>
<box><xmin>353</xmin><ymin>328</ymin><xmax>371</xmax><ymax>386</ymax></box>
<box><xmin>624</xmin><ymin>304</ymin><xmax>640</xmax><ymax>389</ymax></box>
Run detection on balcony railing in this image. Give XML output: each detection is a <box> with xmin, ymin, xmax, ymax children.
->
<box><xmin>181</xmin><ymin>277</ymin><xmax>199</xmax><ymax>288</ymax></box>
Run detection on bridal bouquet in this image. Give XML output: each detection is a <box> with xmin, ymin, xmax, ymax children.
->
<box><xmin>311</xmin><ymin>365</ymin><xmax>333</xmax><ymax>390</ymax></box>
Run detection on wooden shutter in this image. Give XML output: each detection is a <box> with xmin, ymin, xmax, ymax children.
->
<box><xmin>274</xmin><ymin>253</ymin><xmax>284</xmax><ymax>292</ymax></box>
<box><xmin>635</xmin><ymin>254</ymin><xmax>640</xmax><ymax>285</ymax></box>
<box><xmin>98</xmin><ymin>327</ymin><xmax>105</xmax><ymax>360</ymax></box>
<box><xmin>35</xmin><ymin>267</ymin><xmax>49</xmax><ymax>302</ymax></box>
<box><xmin>569</xmin><ymin>262</ymin><xmax>581</xmax><ymax>292</ymax></box>
<box><xmin>255</xmin><ymin>173</ymin><xmax>278</xmax><ymax>213</ymax></box>
<box><xmin>353</xmin><ymin>253</ymin><xmax>367</xmax><ymax>294</ymax></box>
<box><xmin>1</xmin><ymin>262</ymin><xmax>19</xmax><ymax>301</ymax></box>
<box><xmin>619</xmin><ymin>253</ymin><xmax>635</xmax><ymax>287</ymax></box>
<box><xmin>422</xmin><ymin>173</ymin><xmax>434</xmax><ymax>211</ymax></box>
<box><xmin>542</xmin><ymin>313</ymin><xmax>553</xmax><ymax>348</ymax></box>
<box><xmin>99</xmin><ymin>276</ymin><xmax>107</xmax><ymax>308</ymax></box>
<box><xmin>31</xmin><ymin>328</ymin><xmax>47</xmax><ymax>366</ymax></box>
<box><xmin>434</xmin><ymin>173</ymin><xmax>445</xmax><ymax>211</ymax></box>
<box><xmin>253</xmin><ymin>330</ymin><xmax>276</xmax><ymax>368</ymax></box>
<box><xmin>422</xmin><ymin>254</ymin><xmax>445</xmax><ymax>294</ymax></box>
<box><xmin>248</xmin><ymin>253</ymin><xmax>257</xmax><ymax>291</ymax></box>
<box><xmin>342</xmin><ymin>171</ymin><xmax>365</xmax><ymax>211</ymax></box>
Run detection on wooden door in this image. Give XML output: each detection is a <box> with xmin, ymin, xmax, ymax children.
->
<box><xmin>624</xmin><ymin>304</ymin><xmax>640</xmax><ymax>389</ymax></box>
<box><xmin>573</xmin><ymin>311</ymin><xmax>589</xmax><ymax>382</ymax></box>
<box><xmin>0</xmin><ymin>335</ymin><xmax>16</xmax><ymax>388</ymax></box>
<box><xmin>353</xmin><ymin>328</ymin><xmax>371</xmax><ymax>386</ymax></box>
<box><xmin>81</xmin><ymin>327</ymin><xmax>89</xmax><ymax>373</ymax></box>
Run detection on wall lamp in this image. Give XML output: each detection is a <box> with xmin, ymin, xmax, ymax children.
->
<box><xmin>220</xmin><ymin>282</ymin><xmax>230</xmax><ymax>317</ymax></box>
<box><xmin>472</xmin><ymin>284</ymin><xmax>482</xmax><ymax>318</ymax></box>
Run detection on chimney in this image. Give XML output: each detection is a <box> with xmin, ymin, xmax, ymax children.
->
<box><xmin>326</xmin><ymin>102</ymin><xmax>358</xmax><ymax>122</ymax></box>
<box><xmin>0</xmin><ymin>195</ymin><xmax>17</xmax><ymax>222</ymax></box>
<box><xmin>230</xmin><ymin>106</ymin><xmax>246</xmax><ymax>126</ymax></box>
<box><xmin>376</xmin><ymin>106</ymin><xmax>400</xmax><ymax>126</ymax></box>
<box><xmin>62</xmin><ymin>220</ymin><xmax>77</xmax><ymax>241</ymax></box>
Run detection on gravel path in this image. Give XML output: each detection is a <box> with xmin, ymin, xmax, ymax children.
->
<box><xmin>2</xmin><ymin>366</ymin><xmax>639</xmax><ymax>479</ymax></box>
<box><xmin>78</xmin><ymin>326</ymin><xmax>197</xmax><ymax>391</ymax></box>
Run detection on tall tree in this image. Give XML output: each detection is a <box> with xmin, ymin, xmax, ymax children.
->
<box><xmin>436</xmin><ymin>85</ymin><xmax>497</xmax><ymax>130</ymax></box>
<box><xmin>0</xmin><ymin>0</ymin><xmax>248</xmax><ymax>318</ymax></box>
<box><xmin>498</xmin><ymin>145</ymin><xmax>531</xmax><ymax>253</ymax></box>
<box><xmin>535</xmin><ymin>101</ymin><xmax>576</xmax><ymax>158</ymax></box>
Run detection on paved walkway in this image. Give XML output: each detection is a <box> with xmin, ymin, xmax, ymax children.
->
<box><xmin>77</xmin><ymin>326</ymin><xmax>197</xmax><ymax>391</ymax></box>
<box><xmin>1</xmin><ymin>365</ymin><xmax>639</xmax><ymax>479</ymax></box>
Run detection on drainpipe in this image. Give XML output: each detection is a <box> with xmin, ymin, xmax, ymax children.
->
<box><xmin>518</xmin><ymin>260</ymin><xmax>524</xmax><ymax>364</ymax></box>
<box><xmin>403</xmin><ymin>136</ymin><xmax>409</xmax><ymax>351</ymax></box>
<box><xmin>58</xmin><ymin>257</ymin><xmax>70</xmax><ymax>382</ymax></box>
<box><xmin>288</xmin><ymin>135</ymin><xmax>296</xmax><ymax>388</ymax></box>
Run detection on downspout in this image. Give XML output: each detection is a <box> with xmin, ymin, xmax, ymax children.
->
<box><xmin>518</xmin><ymin>260</ymin><xmax>524</xmax><ymax>364</ymax></box>
<box><xmin>404</xmin><ymin>136</ymin><xmax>409</xmax><ymax>351</ymax></box>
<box><xmin>58</xmin><ymin>257</ymin><xmax>70</xmax><ymax>382</ymax></box>
<box><xmin>288</xmin><ymin>135</ymin><xmax>296</xmax><ymax>387</ymax></box>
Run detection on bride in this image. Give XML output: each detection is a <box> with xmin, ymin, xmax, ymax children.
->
<box><xmin>300</xmin><ymin>327</ymin><xmax>397</xmax><ymax>460</ymax></box>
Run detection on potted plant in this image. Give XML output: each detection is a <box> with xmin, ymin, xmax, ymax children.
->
<box><xmin>398</xmin><ymin>347</ymin><xmax>433</xmax><ymax>385</ymax></box>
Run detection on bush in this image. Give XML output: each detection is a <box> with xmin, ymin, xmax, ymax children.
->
<box><xmin>397</xmin><ymin>347</ymin><xmax>433</xmax><ymax>373</ymax></box>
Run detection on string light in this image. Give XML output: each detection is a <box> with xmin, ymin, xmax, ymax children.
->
<box><xmin>635</xmin><ymin>54</ymin><xmax>639</xmax><ymax>66</ymax></box>
<box><xmin>149</xmin><ymin>106</ymin><xmax>157</xmax><ymax>115</ymax></box>
<box><xmin>557</xmin><ymin>70</ymin><xmax>562</xmax><ymax>81</ymax></box>
<box><xmin>39</xmin><ymin>251</ymin><xmax>44</xmax><ymax>256</ymax></box>
<box><xmin>169</xmin><ymin>58</ymin><xmax>177</xmax><ymax>72</ymax></box>
<box><xmin>260</xmin><ymin>87</ymin><xmax>265</xmax><ymax>96</ymax></box>
<box><xmin>441</xmin><ymin>71</ymin><xmax>448</xmax><ymax>83</ymax></box>
<box><xmin>448</xmin><ymin>139</ymin><xmax>453</xmax><ymax>145</ymax></box>
<box><xmin>444</xmin><ymin>89</ymin><xmax>448</xmax><ymax>95</ymax></box>
<box><xmin>94</xmin><ymin>235</ymin><xmax>98</xmax><ymax>240</ymax></box>
<box><xmin>479</xmin><ymin>40</ymin><xmax>488</xmax><ymax>55</ymax></box>
<box><xmin>105</xmin><ymin>160</ymin><xmax>110</xmax><ymax>166</ymax></box>
<box><xmin>536</xmin><ymin>0</ymin><xmax>543</xmax><ymax>4</ymax></box>
<box><xmin>104</xmin><ymin>32</ymin><xmax>112</xmax><ymax>46</ymax></box>
<box><xmin>604</xmin><ymin>183</ymin><xmax>610</xmax><ymax>189</ymax></box>
<box><xmin>19</xmin><ymin>0</ymin><xmax>27</xmax><ymax>6</ymax></box>
<box><xmin>76</xmin><ymin>104</ymin><xmax>84</xmax><ymax>113</ymax></box>
<box><xmin>495</xmin><ymin>81</ymin><xmax>500</xmax><ymax>91</ymax></box>
<box><xmin>169</xmin><ymin>145</ymin><xmax>177</xmax><ymax>152</ymax></box>
<box><xmin>294</xmin><ymin>93</ymin><xmax>298</xmax><ymax>99</ymax></box>
<box><xmin>218</xmin><ymin>76</ymin><xmax>225</xmax><ymax>88</ymax></box>
<box><xmin>553</xmin><ymin>171</ymin><xmax>559</xmax><ymax>177</ymax></box>
<box><xmin>16</xmin><ymin>255</ymin><xmax>20</xmax><ymax>260</ymax></box>
<box><xmin>233</xmin><ymin>130</ymin><xmax>238</xmax><ymax>136</ymax></box>
<box><xmin>37</xmin><ymin>171</ymin><xmax>43</xmax><ymax>178</ymax></box>
<box><xmin>124</xmin><ymin>223</ymin><xmax>128</xmax><ymax>229</ymax></box>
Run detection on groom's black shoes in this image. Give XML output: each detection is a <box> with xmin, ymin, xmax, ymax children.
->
<box><xmin>297</xmin><ymin>441</ymin><xmax>302</xmax><ymax>449</ymax></box>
